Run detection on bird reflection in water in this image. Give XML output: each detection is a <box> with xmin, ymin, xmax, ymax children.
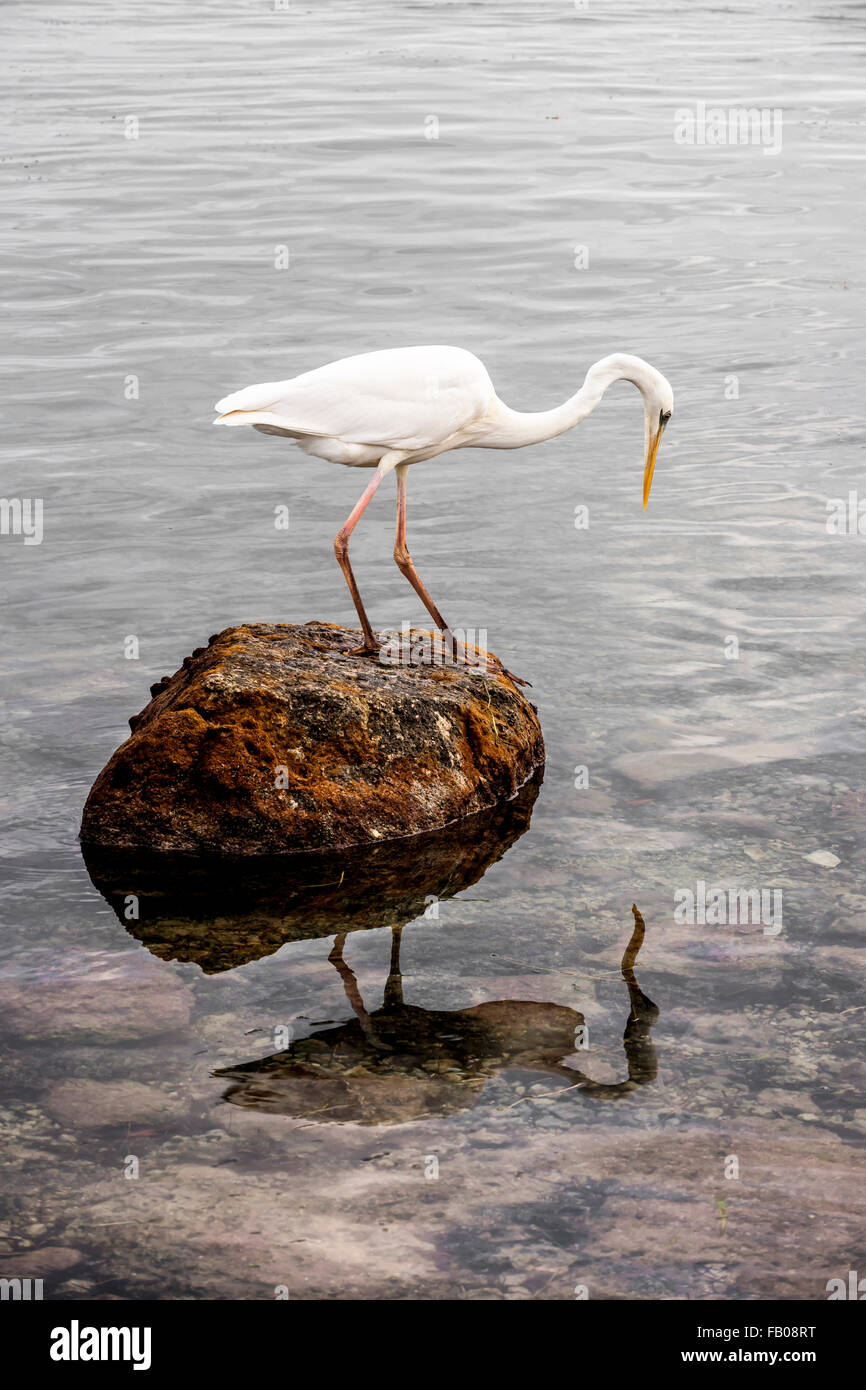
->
<box><xmin>83</xmin><ymin>773</ymin><xmax>660</xmax><ymax>1125</ymax></box>
<box><xmin>215</xmin><ymin>907</ymin><xmax>659</xmax><ymax>1125</ymax></box>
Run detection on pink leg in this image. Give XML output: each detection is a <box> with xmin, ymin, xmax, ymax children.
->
<box><xmin>334</xmin><ymin>469</ymin><xmax>386</xmax><ymax>653</ymax></box>
<box><xmin>393</xmin><ymin>465</ymin><xmax>530</xmax><ymax>685</ymax></box>
<box><xmin>393</xmin><ymin>464</ymin><xmax>458</xmax><ymax>660</ymax></box>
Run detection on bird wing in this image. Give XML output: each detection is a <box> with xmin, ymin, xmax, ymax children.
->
<box><xmin>214</xmin><ymin>345</ymin><xmax>494</xmax><ymax>450</ymax></box>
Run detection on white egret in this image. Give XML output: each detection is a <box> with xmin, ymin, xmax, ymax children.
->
<box><xmin>214</xmin><ymin>346</ymin><xmax>673</xmax><ymax>664</ymax></box>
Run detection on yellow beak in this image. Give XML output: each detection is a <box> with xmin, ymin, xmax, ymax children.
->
<box><xmin>643</xmin><ymin>424</ymin><xmax>663</xmax><ymax>510</ymax></box>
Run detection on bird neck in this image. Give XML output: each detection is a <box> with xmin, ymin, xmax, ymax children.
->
<box><xmin>483</xmin><ymin>354</ymin><xmax>656</xmax><ymax>449</ymax></box>
<box><xmin>486</xmin><ymin>392</ymin><xmax>589</xmax><ymax>448</ymax></box>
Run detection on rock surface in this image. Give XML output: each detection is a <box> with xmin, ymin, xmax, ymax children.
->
<box><xmin>0</xmin><ymin>1248</ymin><xmax>83</xmax><ymax>1278</ymax></box>
<box><xmin>80</xmin><ymin>622</ymin><xmax>544</xmax><ymax>856</ymax></box>
<box><xmin>45</xmin><ymin>1080</ymin><xmax>188</xmax><ymax>1130</ymax></box>
<box><xmin>83</xmin><ymin>773</ymin><xmax>541</xmax><ymax>972</ymax></box>
<box><xmin>0</xmin><ymin>951</ymin><xmax>192</xmax><ymax>1043</ymax></box>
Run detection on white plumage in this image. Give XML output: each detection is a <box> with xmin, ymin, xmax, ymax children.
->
<box><xmin>216</xmin><ymin>346</ymin><xmax>494</xmax><ymax>464</ymax></box>
<box><xmin>214</xmin><ymin>343</ymin><xmax>673</xmax><ymax>667</ymax></box>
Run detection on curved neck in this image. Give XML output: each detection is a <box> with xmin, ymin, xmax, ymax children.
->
<box><xmin>482</xmin><ymin>354</ymin><xmax>658</xmax><ymax>449</ymax></box>
<box><xmin>486</xmin><ymin>392</ymin><xmax>590</xmax><ymax>449</ymax></box>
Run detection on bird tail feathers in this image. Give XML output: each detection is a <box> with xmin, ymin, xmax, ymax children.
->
<box><xmin>214</xmin><ymin>409</ymin><xmax>296</xmax><ymax>429</ymax></box>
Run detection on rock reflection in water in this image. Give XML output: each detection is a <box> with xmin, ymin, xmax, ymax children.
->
<box><xmin>81</xmin><ymin>772</ymin><xmax>541</xmax><ymax>973</ymax></box>
<box><xmin>215</xmin><ymin>908</ymin><xmax>659</xmax><ymax>1125</ymax></box>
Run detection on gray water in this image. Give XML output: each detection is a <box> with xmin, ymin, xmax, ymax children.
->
<box><xmin>1</xmin><ymin>0</ymin><xmax>865</xmax><ymax>1299</ymax></box>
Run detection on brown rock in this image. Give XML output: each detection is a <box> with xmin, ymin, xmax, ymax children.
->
<box><xmin>80</xmin><ymin>622</ymin><xmax>544</xmax><ymax>856</ymax></box>
<box><xmin>0</xmin><ymin>952</ymin><xmax>192</xmax><ymax>1043</ymax></box>
<box><xmin>83</xmin><ymin>773</ymin><xmax>541</xmax><ymax>972</ymax></box>
<box><xmin>0</xmin><ymin>1247</ymin><xmax>82</xmax><ymax>1277</ymax></box>
<box><xmin>45</xmin><ymin>1080</ymin><xmax>189</xmax><ymax>1129</ymax></box>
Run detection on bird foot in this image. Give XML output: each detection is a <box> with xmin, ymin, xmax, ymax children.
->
<box><xmin>469</xmin><ymin>656</ymin><xmax>531</xmax><ymax>688</ymax></box>
<box><xmin>342</xmin><ymin>631</ymin><xmax>531</xmax><ymax>687</ymax></box>
<box><xmin>497</xmin><ymin>665</ymin><xmax>532</xmax><ymax>688</ymax></box>
<box><xmin>345</xmin><ymin>641</ymin><xmax>382</xmax><ymax>658</ymax></box>
<box><xmin>446</xmin><ymin>638</ymin><xmax>531</xmax><ymax>688</ymax></box>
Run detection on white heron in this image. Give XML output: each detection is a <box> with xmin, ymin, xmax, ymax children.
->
<box><xmin>214</xmin><ymin>346</ymin><xmax>673</xmax><ymax>667</ymax></box>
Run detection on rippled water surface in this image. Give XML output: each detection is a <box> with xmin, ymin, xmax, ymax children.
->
<box><xmin>2</xmin><ymin>0</ymin><xmax>865</xmax><ymax>1298</ymax></box>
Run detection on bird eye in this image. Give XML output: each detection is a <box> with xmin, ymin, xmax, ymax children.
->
<box><xmin>660</xmin><ymin>410</ymin><xmax>671</xmax><ymax>425</ymax></box>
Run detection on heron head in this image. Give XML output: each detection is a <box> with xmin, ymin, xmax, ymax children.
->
<box><xmin>583</xmin><ymin>354</ymin><xmax>673</xmax><ymax>510</ymax></box>
<box><xmin>643</xmin><ymin>389</ymin><xmax>673</xmax><ymax>511</ymax></box>
<box><xmin>617</xmin><ymin>359</ymin><xmax>673</xmax><ymax>510</ymax></box>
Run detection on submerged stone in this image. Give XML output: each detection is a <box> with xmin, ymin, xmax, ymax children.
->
<box><xmin>80</xmin><ymin>622</ymin><xmax>545</xmax><ymax>856</ymax></box>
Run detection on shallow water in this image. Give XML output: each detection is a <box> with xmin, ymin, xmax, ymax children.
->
<box><xmin>1</xmin><ymin>0</ymin><xmax>865</xmax><ymax>1299</ymax></box>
